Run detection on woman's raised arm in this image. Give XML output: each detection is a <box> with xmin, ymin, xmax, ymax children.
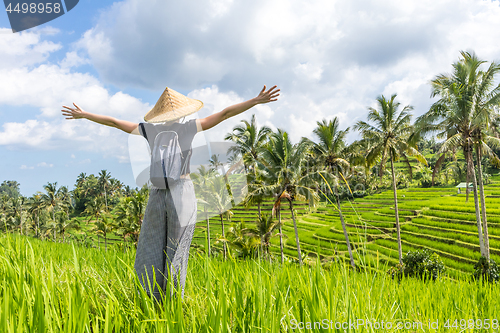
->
<box><xmin>62</xmin><ymin>103</ymin><xmax>139</xmax><ymax>134</ymax></box>
<box><xmin>199</xmin><ymin>85</ymin><xmax>279</xmax><ymax>131</ymax></box>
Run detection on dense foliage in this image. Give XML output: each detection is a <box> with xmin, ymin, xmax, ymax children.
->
<box><xmin>473</xmin><ymin>256</ymin><xmax>500</xmax><ymax>283</ymax></box>
<box><xmin>388</xmin><ymin>249</ymin><xmax>447</xmax><ymax>281</ymax></box>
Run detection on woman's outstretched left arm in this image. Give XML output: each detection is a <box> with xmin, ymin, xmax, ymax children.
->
<box><xmin>199</xmin><ymin>85</ymin><xmax>280</xmax><ymax>131</ymax></box>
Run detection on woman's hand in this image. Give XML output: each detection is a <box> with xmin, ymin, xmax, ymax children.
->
<box><xmin>199</xmin><ymin>85</ymin><xmax>280</xmax><ymax>131</ymax></box>
<box><xmin>254</xmin><ymin>85</ymin><xmax>280</xmax><ymax>104</ymax></box>
<box><xmin>61</xmin><ymin>103</ymin><xmax>87</xmax><ymax>119</ymax></box>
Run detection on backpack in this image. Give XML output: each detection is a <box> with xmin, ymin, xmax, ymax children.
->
<box><xmin>149</xmin><ymin>130</ymin><xmax>188</xmax><ymax>189</ymax></box>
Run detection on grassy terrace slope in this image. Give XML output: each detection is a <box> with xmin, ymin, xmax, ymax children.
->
<box><xmin>193</xmin><ymin>175</ymin><xmax>500</xmax><ymax>280</ymax></box>
<box><xmin>2</xmin><ymin>234</ymin><xmax>499</xmax><ymax>332</ymax></box>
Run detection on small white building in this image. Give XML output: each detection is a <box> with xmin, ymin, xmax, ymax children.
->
<box><xmin>456</xmin><ymin>182</ymin><xmax>473</xmax><ymax>194</ymax></box>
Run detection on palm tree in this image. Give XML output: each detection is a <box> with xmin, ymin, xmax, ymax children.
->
<box><xmin>347</xmin><ymin>139</ymin><xmax>378</xmax><ymax>185</ymax></box>
<box><xmin>225</xmin><ymin>114</ymin><xmax>272</xmax><ymax>217</ymax></box>
<box><xmin>472</xmin><ymin>131</ymin><xmax>500</xmax><ymax>260</ymax></box>
<box><xmin>247</xmin><ymin>213</ymin><xmax>280</xmax><ymax>260</ymax></box>
<box><xmin>10</xmin><ymin>196</ymin><xmax>26</xmax><ymax>235</ymax></box>
<box><xmin>191</xmin><ymin>165</ymin><xmax>217</xmax><ymax>256</ymax></box>
<box><xmin>41</xmin><ymin>182</ymin><xmax>63</xmax><ymax>240</ymax></box>
<box><xmin>114</xmin><ymin>189</ymin><xmax>148</xmax><ymax>249</ymax></box>
<box><xmin>354</xmin><ymin>94</ymin><xmax>426</xmax><ymax>264</ymax></box>
<box><xmin>76</xmin><ymin>172</ymin><xmax>87</xmax><ymax>187</ymax></box>
<box><xmin>56</xmin><ymin>214</ymin><xmax>81</xmax><ymax>242</ymax></box>
<box><xmin>109</xmin><ymin>178</ymin><xmax>123</xmax><ymax>202</ymax></box>
<box><xmin>225</xmin><ymin>221</ymin><xmax>261</xmax><ymax>258</ymax></box>
<box><xmin>0</xmin><ymin>195</ymin><xmax>16</xmax><ymax>233</ymax></box>
<box><xmin>93</xmin><ymin>213</ymin><xmax>115</xmax><ymax>251</ymax></box>
<box><xmin>98</xmin><ymin>170</ymin><xmax>112</xmax><ymax>211</ymax></box>
<box><xmin>123</xmin><ymin>185</ymin><xmax>134</xmax><ymax>197</ymax></box>
<box><xmin>469</xmin><ymin>57</ymin><xmax>500</xmax><ymax>260</ymax></box>
<box><xmin>224</xmin><ymin>114</ymin><xmax>272</xmax><ymax>173</ymax></box>
<box><xmin>309</xmin><ymin>118</ymin><xmax>350</xmax><ymax>172</ymax></box>
<box><xmin>416</xmin><ymin>51</ymin><xmax>500</xmax><ymax>259</ymax></box>
<box><xmin>0</xmin><ymin>194</ymin><xmax>9</xmax><ymax>230</ymax></box>
<box><xmin>28</xmin><ymin>193</ymin><xmax>44</xmax><ymax>238</ymax></box>
<box><xmin>242</xmin><ymin>169</ymin><xmax>267</xmax><ymax>219</ymax></box>
<box><xmin>209</xmin><ymin>154</ymin><xmax>224</xmax><ymax>173</ymax></box>
<box><xmin>42</xmin><ymin>220</ymin><xmax>58</xmax><ymax>240</ymax></box>
<box><xmin>83</xmin><ymin>196</ymin><xmax>106</xmax><ymax>235</ymax></box>
<box><xmin>58</xmin><ymin>186</ymin><xmax>73</xmax><ymax>225</ymax></box>
<box><xmin>306</xmin><ymin>117</ymin><xmax>356</xmax><ymax>268</ymax></box>
<box><xmin>255</xmin><ymin>129</ymin><xmax>319</xmax><ymax>265</ymax></box>
<box><xmin>197</xmin><ymin>172</ymin><xmax>235</xmax><ymax>259</ymax></box>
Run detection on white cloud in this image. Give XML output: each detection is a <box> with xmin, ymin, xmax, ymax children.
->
<box><xmin>65</xmin><ymin>158</ymin><xmax>91</xmax><ymax>167</ymax></box>
<box><xmin>188</xmin><ymin>85</ymin><xmax>244</xmax><ymax>146</ymax></box>
<box><xmin>19</xmin><ymin>162</ymin><xmax>54</xmax><ymax>169</ymax></box>
<box><xmin>289</xmin><ymin>113</ymin><xmax>317</xmax><ymax>143</ymax></box>
<box><xmin>188</xmin><ymin>85</ymin><xmax>243</xmax><ymax>114</ymax></box>
<box><xmin>73</xmin><ymin>0</ymin><xmax>500</xmax><ymax>144</ymax></box>
<box><xmin>0</xmin><ymin>120</ymin><xmax>54</xmax><ymax>147</ymax></box>
<box><xmin>59</xmin><ymin>51</ymin><xmax>89</xmax><ymax>68</ymax></box>
<box><xmin>293</xmin><ymin>63</ymin><xmax>323</xmax><ymax>82</ymax></box>
<box><xmin>0</xmin><ymin>28</ymin><xmax>61</xmax><ymax>69</ymax></box>
<box><xmin>0</xmin><ymin>29</ymin><xmax>151</xmax><ymax>162</ymax></box>
<box><xmin>3</xmin><ymin>0</ymin><xmax>500</xmax><ymax>174</ymax></box>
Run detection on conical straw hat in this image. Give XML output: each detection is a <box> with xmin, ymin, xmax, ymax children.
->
<box><xmin>144</xmin><ymin>87</ymin><xmax>203</xmax><ymax>123</ymax></box>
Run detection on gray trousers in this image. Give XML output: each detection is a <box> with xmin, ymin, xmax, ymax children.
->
<box><xmin>134</xmin><ymin>179</ymin><xmax>197</xmax><ymax>300</ymax></box>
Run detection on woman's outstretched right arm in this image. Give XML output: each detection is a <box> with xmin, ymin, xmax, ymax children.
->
<box><xmin>62</xmin><ymin>103</ymin><xmax>139</xmax><ymax>134</ymax></box>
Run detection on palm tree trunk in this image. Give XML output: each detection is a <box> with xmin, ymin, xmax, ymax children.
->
<box><xmin>465</xmin><ymin>154</ymin><xmax>470</xmax><ymax>202</ymax></box>
<box><xmin>52</xmin><ymin>208</ymin><xmax>56</xmax><ymax>241</ymax></box>
<box><xmin>467</xmin><ymin>144</ymin><xmax>485</xmax><ymax>256</ymax></box>
<box><xmin>20</xmin><ymin>205</ymin><xmax>23</xmax><ymax>236</ymax></box>
<box><xmin>475</xmin><ymin>146</ymin><xmax>489</xmax><ymax>259</ymax></box>
<box><xmin>289</xmin><ymin>199</ymin><xmax>303</xmax><ymax>266</ymax></box>
<box><xmin>258</xmin><ymin>202</ymin><xmax>261</xmax><ymax>220</ymax></box>
<box><xmin>104</xmin><ymin>186</ymin><xmax>108</xmax><ymax>211</ymax></box>
<box><xmin>220</xmin><ymin>214</ymin><xmax>226</xmax><ymax>260</ymax></box>
<box><xmin>205</xmin><ymin>205</ymin><xmax>211</xmax><ymax>257</ymax></box>
<box><xmin>337</xmin><ymin>195</ymin><xmax>355</xmax><ymax>269</ymax></box>
<box><xmin>390</xmin><ymin>153</ymin><xmax>403</xmax><ymax>264</ymax></box>
<box><xmin>36</xmin><ymin>215</ymin><xmax>39</xmax><ymax>238</ymax></box>
<box><xmin>432</xmin><ymin>154</ymin><xmax>446</xmax><ymax>186</ymax></box>
<box><xmin>278</xmin><ymin>207</ymin><xmax>284</xmax><ymax>264</ymax></box>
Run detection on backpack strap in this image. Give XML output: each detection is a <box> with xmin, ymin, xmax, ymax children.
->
<box><xmin>180</xmin><ymin>149</ymin><xmax>191</xmax><ymax>175</ymax></box>
<box><xmin>139</xmin><ymin>123</ymin><xmax>148</xmax><ymax>141</ymax></box>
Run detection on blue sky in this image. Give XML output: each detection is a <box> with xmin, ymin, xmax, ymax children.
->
<box><xmin>1</xmin><ymin>0</ymin><xmax>500</xmax><ymax>197</ymax></box>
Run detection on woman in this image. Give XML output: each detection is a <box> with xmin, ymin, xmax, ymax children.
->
<box><xmin>61</xmin><ymin>85</ymin><xmax>280</xmax><ymax>300</ymax></box>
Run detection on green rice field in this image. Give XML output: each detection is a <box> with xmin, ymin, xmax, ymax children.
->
<box><xmin>190</xmin><ymin>174</ymin><xmax>500</xmax><ymax>282</ymax></box>
<box><xmin>2</xmin><ymin>177</ymin><xmax>500</xmax><ymax>331</ymax></box>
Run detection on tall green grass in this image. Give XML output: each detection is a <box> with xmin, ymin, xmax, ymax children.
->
<box><xmin>2</xmin><ymin>234</ymin><xmax>500</xmax><ymax>332</ymax></box>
